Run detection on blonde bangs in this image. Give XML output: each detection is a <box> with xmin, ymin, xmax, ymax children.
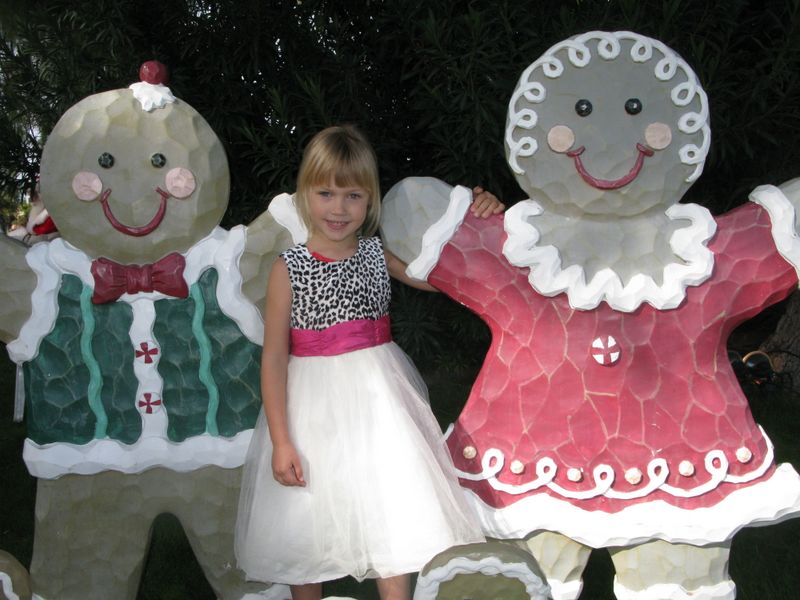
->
<box><xmin>296</xmin><ymin>126</ymin><xmax>382</xmax><ymax>237</ymax></box>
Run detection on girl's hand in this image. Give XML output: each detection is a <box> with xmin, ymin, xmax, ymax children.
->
<box><xmin>470</xmin><ymin>186</ymin><xmax>505</xmax><ymax>218</ymax></box>
<box><xmin>272</xmin><ymin>442</ymin><xmax>307</xmax><ymax>487</ymax></box>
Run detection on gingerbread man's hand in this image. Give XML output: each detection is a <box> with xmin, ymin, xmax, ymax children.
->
<box><xmin>0</xmin><ymin>234</ymin><xmax>36</xmax><ymax>343</ymax></box>
<box><xmin>470</xmin><ymin>186</ymin><xmax>505</xmax><ymax>218</ymax></box>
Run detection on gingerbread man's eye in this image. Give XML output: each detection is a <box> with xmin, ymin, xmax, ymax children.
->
<box><xmin>625</xmin><ymin>98</ymin><xmax>643</xmax><ymax>115</ymax></box>
<box><xmin>575</xmin><ymin>99</ymin><xmax>593</xmax><ymax>117</ymax></box>
<box><xmin>151</xmin><ymin>153</ymin><xmax>167</xmax><ymax>168</ymax></box>
<box><xmin>98</xmin><ymin>152</ymin><xmax>115</xmax><ymax>169</ymax></box>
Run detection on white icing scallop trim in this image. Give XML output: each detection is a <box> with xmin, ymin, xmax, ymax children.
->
<box><xmin>0</xmin><ymin>573</ymin><xmax>20</xmax><ymax>600</ymax></box>
<box><xmin>461</xmin><ymin>461</ymin><xmax>800</xmax><ymax>547</ymax></box>
<box><xmin>268</xmin><ymin>192</ymin><xmax>308</xmax><ymax>244</ymax></box>
<box><xmin>215</xmin><ymin>225</ymin><xmax>264</xmax><ymax>344</ymax></box>
<box><xmin>501</xmin><ymin>199</ymin><xmax>716</xmax><ymax>311</ymax></box>
<box><xmin>614</xmin><ymin>578</ymin><xmax>735</xmax><ymax>600</ymax></box>
<box><xmin>506</xmin><ymin>30</ymin><xmax>710</xmax><ymax>182</ymax></box>
<box><xmin>453</xmin><ymin>428</ymin><xmax>771</xmax><ymax>501</ymax></box>
<box><xmin>414</xmin><ymin>556</ymin><xmax>550</xmax><ymax>600</ymax></box>
<box><xmin>23</xmin><ymin>429</ymin><xmax>253</xmax><ymax>478</ymax></box>
<box><xmin>749</xmin><ymin>184</ymin><xmax>800</xmax><ymax>275</ymax></box>
<box><xmin>406</xmin><ymin>185</ymin><xmax>472</xmax><ymax>280</ymax></box>
<box><xmin>128</xmin><ymin>81</ymin><xmax>176</xmax><ymax>112</ymax></box>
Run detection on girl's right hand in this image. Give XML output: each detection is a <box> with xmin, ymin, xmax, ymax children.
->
<box><xmin>272</xmin><ymin>442</ymin><xmax>307</xmax><ymax>487</ymax></box>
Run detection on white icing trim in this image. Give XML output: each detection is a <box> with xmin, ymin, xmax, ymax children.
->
<box><xmin>414</xmin><ymin>556</ymin><xmax>550</xmax><ymax>600</ymax></box>
<box><xmin>501</xmin><ymin>200</ymin><xmax>716</xmax><ymax>311</ymax></box>
<box><xmin>243</xmin><ymin>585</ymin><xmax>292</xmax><ymax>600</ymax></box>
<box><xmin>506</xmin><ymin>30</ymin><xmax>710</xmax><ymax>182</ymax></box>
<box><xmin>0</xmin><ymin>573</ymin><xmax>21</xmax><ymax>600</ymax></box>
<box><xmin>23</xmin><ymin>429</ymin><xmax>253</xmax><ymax>478</ymax></box>
<box><xmin>215</xmin><ymin>225</ymin><xmax>264</xmax><ymax>344</ymax></box>
<box><xmin>614</xmin><ymin>578</ymin><xmax>735</xmax><ymax>600</ymax></box>
<box><xmin>6</xmin><ymin>243</ymin><xmax>60</xmax><ymax>363</ymax></box>
<box><xmin>128</xmin><ymin>81</ymin><xmax>176</xmax><ymax>112</ymax></box>
<box><xmin>454</xmin><ymin>430</ymin><xmax>771</xmax><ymax>500</ymax></box>
<box><xmin>129</xmin><ymin>300</ymin><xmax>167</xmax><ymax>438</ymax></box>
<box><xmin>268</xmin><ymin>193</ymin><xmax>308</xmax><ymax>244</ymax></box>
<box><xmin>462</xmin><ymin>462</ymin><xmax>800</xmax><ymax>546</ymax></box>
<box><xmin>749</xmin><ymin>184</ymin><xmax>800</xmax><ymax>275</ymax></box>
<box><xmin>547</xmin><ymin>579</ymin><xmax>583</xmax><ymax>600</ymax></box>
<box><xmin>406</xmin><ymin>185</ymin><xmax>472</xmax><ymax>280</ymax></box>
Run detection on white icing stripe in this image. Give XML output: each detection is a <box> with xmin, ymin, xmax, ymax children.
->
<box><xmin>23</xmin><ymin>429</ymin><xmax>253</xmax><ymax>478</ymax></box>
<box><xmin>462</xmin><ymin>462</ymin><xmax>800</xmax><ymax>546</ymax></box>
<box><xmin>613</xmin><ymin>578</ymin><xmax>735</xmax><ymax>600</ymax></box>
<box><xmin>406</xmin><ymin>185</ymin><xmax>472</xmax><ymax>280</ymax></box>
<box><xmin>0</xmin><ymin>573</ymin><xmax>21</xmax><ymax>600</ymax></box>
<box><xmin>501</xmin><ymin>199</ymin><xmax>716</xmax><ymax>312</ymax></box>
<box><xmin>216</xmin><ymin>225</ymin><xmax>263</xmax><ymax>344</ymax></box>
<box><xmin>454</xmin><ymin>428</ymin><xmax>773</xmax><ymax>500</ymax></box>
<box><xmin>268</xmin><ymin>192</ymin><xmax>308</xmax><ymax>245</ymax></box>
<box><xmin>749</xmin><ymin>184</ymin><xmax>800</xmax><ymax>274</ymax></box>
<box><xmin>129</xmin><ymin>300</ymin><xmax>168</xmax><ymax>439</ymax></box>
<box><xmin>414</xmin><ymin>556</ymin><xmax>550</xmax><ymax>600</ymax></box>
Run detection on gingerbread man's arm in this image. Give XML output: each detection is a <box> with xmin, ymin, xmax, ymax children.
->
<box><xmin>241</xmin><ymin>206</ymin><xmax>295</xmax><ymax>319</ymax></box>
<box><xmin>0</xmin><ymin>235</ymin><xmax>35</xmax><ymax>343</ymax></box>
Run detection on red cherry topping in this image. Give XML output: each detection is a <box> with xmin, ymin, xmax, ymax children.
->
<box><xmin>139</xmin><ymin>61</ymin><xmax>169</xmax><ymax>85</ymax></box>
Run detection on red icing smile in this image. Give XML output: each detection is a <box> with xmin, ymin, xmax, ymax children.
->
<box><xmin>567</xmin><ymin>143</ymin><xmax>654</xmax><ymax>190</ymax></box>
<box><xmin>100</xmin><ymin>187</ymin><xmax>171</xmax><ymax>236</ymax></box>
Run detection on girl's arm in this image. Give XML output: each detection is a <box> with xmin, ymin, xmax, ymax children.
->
<box><xmin>384</xmin><ymin>186</ymin><xmax>505</xmax><ymax>292</ymax></box>
<box><xmin>261</xmin><ymin>257</ymin><xmax>306</xmax><ymax>487</ymax></box>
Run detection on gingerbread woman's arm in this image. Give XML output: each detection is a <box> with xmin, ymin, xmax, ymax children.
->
<box><xmin>0</xmin><ymin>234</ymin><xmax>35</xmax><ymax>343</ymax></box>
<box><xmin>749</xmin><ymin>177</ymin><xmax>800</xmax><ymax>282</ymax></box>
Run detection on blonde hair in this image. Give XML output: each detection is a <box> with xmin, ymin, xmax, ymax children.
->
<box><xmin>296</xmin><ymin>125</ymin><xmax>381</xmax><ymax>236</ymax></box>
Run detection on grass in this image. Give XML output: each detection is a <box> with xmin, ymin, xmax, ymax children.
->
<box><xmin>2</xmin><ymin>342</ymin><xmax>800</xmax><ymax>599</ymax></box>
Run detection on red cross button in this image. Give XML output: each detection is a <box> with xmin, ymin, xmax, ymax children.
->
<box><xmin>591</xmin><ymin>335</ymin><xmax>620</xmax><ymax>366</ymax></box>
<box><xmin>138</xmin><ymin>392</ymin><xmax>163</xmax><ymax>414</ymax></box>
<box><xmin>135</xmin><ymin>341</ymin><xmax>159</xmax><ymax>364</ymax></box>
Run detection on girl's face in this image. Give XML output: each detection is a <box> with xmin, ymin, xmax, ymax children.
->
<box><xmin>307</xmin><ymin>179</ymin><xmax>369</xmax><ymax>246</ymax></box>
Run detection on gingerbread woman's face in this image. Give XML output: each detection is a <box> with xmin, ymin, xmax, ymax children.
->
<box><xmin>40</xmin><ymin>88</ymin><xmax>228</xmax><ymax>264</ymax></box>
<box><xmin>505</xmin><ymin>32</ymin><xmax>709</xmax><ymax>217</ymax></box>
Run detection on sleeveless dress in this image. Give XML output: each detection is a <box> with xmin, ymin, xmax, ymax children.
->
<box><xmin>235</xmin><ymin>237</ymin><xmax>483</xmax><ymax>584</ymax></box>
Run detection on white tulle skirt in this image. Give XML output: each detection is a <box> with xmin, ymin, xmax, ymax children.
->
<box><xmin>235</xmin><ymin>341</ymin><xmax>484</xmax><ymax>584</ymax></box>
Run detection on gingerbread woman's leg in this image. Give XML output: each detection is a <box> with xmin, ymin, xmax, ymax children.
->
<box><xmin>522</xmin><ymin>532</ymin><xmax>592</xmax><ymax>600</ymax></box>
<box><xmin>29</xmin><ymin>472</ymin><xmax>155</xmax><ymax>600</ymax></box>
<box><xmin>609</xmin><ymin>539</ymin><xmax>734</xmax><ymax>600</ymax></box>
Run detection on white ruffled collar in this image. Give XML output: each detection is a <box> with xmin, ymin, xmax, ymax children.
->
<box><xmin>501</xmin><ymin>200</ymin><xmax>717</xmax><ymax>312</ymax></box>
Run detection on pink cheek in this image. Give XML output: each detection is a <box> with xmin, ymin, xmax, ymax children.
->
<box><xmin>72</xmin><ymin>171</ymin><xmax>103</xmax><ymax>201</ymax></box>
<box><xmin>165</xmin><ymin>167</ymin><xmax>196</xmax><ymax>199</ymax></box>
<box><xmin>547</xmin><ymin>125</ymin><xmax>575</xmax><ymax>153</ymax></box>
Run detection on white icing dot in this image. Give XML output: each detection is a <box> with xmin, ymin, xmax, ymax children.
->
<box><xmin>462</xmin><ymin>446</ymin><xmax>477</xmax><ymax>460</ymax></box>
<box><xmin>567</xmin><ymin>468</ymin><xmax>583</xmax><ymax>482</ymax></box>
<box><xmin>510</xmin><ymin>460</ymin><xmax>525</xmax><ymax>474</ymax></box>
<box><xmin>678</xmin><ymin>460</ymin><xmax>695</xmax><ymax>476</ymax></box>
<box><xmin>736</xmin><ymin>447</ymin><xmax>753</xmax><ymax>463</ymax></box>
<box><xmin>625</xmin><ymin>467</ymin><xmax>643</xmax><ymax>485</ymax></box>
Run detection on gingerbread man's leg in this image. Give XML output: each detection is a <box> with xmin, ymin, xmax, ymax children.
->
<box><xmin>609</xmin><ymin>540</ymin><xmax>734</xmax><ymax>600</ymax></box>
<box><xmin>29</xmin><ymin>472</ymin><xmax>156</xmax><ymax>600</ymax></box>
<box><xmin>172</xmin><ymin>466</ymin><xmax>289</xmax><ymax>600</ymax></box>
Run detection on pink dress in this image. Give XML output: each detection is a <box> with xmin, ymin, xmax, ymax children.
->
<box><xmin>424</xmin><ymin>196</ymin><xmax>800</xmax><ymax>547</ymax></box>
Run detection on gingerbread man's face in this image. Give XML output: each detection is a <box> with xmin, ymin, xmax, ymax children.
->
<box><xmin>505</xmin><ymin>32</ymin><xmax>709</xmax><ymax>217</ymax></box>
<box><xmin>40</xmin><ymin>87</ymin><xmax>228</xmax><ymax>264</ymax></box>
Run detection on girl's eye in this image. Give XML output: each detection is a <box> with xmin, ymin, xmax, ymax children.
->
<box><xmin>98</xmin><ymin>152</ymin><xmax>115</xmax><ymax>168</ymax></box>
<box><xmin>151</xmin><ymin>153</ymin><xmax>167</xmax><ymax>168</ymax></box>
<box><xmin>625</xmin><ymin>98</ymin><xmax>643</xmax><ymax>115</ymax></box>
<box><xmin>575</xmin><ymin>99</ymin><xmax>593</xmax><ymax>117</ymax></box>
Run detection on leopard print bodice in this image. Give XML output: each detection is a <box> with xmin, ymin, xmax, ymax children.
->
<box><xmin>281</xmin><ymin>237</ymin><xmax>391</xmax><ymax>330</ymax></box>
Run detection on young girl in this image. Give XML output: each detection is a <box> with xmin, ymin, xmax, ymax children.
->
<box><xmin>235</xmin><ymin>125</ymin><xmax>502</xmax><ymax>600</ymax></box>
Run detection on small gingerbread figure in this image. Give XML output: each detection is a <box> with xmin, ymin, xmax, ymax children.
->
<box><xmin>383</xmin><ymin>31</ymin><xmax>800</xmax><ymax>600</ymax></box>
<box><xmin>0</xmin><ymin>62</ymin><xmax>291</xmax><ymax>600</ymax></box>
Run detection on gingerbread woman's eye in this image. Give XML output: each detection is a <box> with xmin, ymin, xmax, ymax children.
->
<box><xmin>625</xmin><ymin>98</ymin><xmax>643</xmax><ymax>115</ymax></box>
<box><xmin>575</xmin><ymin>99</ymin><xmax>593</xmax><ymax>117</ymax></box>
<box><xmin>98</xmin><ymin>152</ymin><xmax>115</xmax><ymax>169</ymax></box>
<box><xmin>151</xmin><ymin>153</ymin><xmax>167</xmax><ymax>168</ymax></box>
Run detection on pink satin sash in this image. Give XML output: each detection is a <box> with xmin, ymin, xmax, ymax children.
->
<box><xmin>290</xmin><ymin>315</ymin><xmax>392</xmax><ymax>357</ymax></box>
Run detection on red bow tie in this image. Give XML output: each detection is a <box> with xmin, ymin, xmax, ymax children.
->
<box><xmin>91</xmin><ymin>253</ymin><xmax>189</xmax><ymax>304</ymax></box>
